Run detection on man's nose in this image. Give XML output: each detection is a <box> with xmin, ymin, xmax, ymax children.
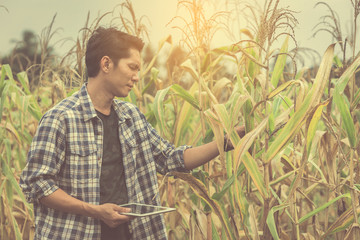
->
<box><xmin>132</xmin><ymin>73</ymin><xmax>139</xmax><ymax>82</ymax></box>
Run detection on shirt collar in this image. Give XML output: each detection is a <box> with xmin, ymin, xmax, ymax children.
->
<box><xmin>78</xmin><ymin>84</ymin><xmax>96</xmax><ymax>122</ymax></box>
<box><xmin>79</xmin><ymin>83</ymin><xmax>131</xmax><ymax>122</ymax></box>
<box><xmin>112</xmin><ymin>101</ymin><xmax>131</xmax><ymax>123</ymax></box>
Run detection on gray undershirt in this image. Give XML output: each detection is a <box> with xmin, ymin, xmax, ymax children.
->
<box><xmin>96</xmin><ymin>107</ymin><xmax>130</xmax><ymax>239</ymax></box>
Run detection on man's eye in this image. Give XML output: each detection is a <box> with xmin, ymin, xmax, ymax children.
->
<box><xmin>129</xmin><ymin>64</ymin><xmax>139</xmax><ymax>71</ymax></box>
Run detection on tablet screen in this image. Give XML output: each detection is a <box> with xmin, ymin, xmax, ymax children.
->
<box><xmin>119</xmin><ymin>203</ymin><xmax>176</xmax><ymax>217</ymax></box>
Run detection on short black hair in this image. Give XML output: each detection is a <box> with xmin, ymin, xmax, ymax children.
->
<box><xmin>85</xmin><ymin>27</ymin><xmax>144</xmax><ymax>77</ymax></box>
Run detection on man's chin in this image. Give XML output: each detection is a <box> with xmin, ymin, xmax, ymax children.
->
<box><xmin>115</xmin><ymin>93</ymin><xmax>129</xmax><ymax>98</ymax></box>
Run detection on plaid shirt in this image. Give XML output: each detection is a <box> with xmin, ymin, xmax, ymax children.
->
<box><xmin>20</xmin><ymin>84</ymin><xmax>190</xmax><ymax>240</ymax></box>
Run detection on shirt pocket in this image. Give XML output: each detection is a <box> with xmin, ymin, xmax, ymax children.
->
<box><xmin>68</xmin><ymin>141</ymin><xmax>98</xmax><ymax>187</ymax></box>
<box><xmin>69</xmin><ymin>142</ymin><xmax>97</xmax><ymax>156</ymax></box>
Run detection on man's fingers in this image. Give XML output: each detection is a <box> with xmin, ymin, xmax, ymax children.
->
<box><xmin>115</xmin><ymin>206</ymin><xmax>131</xmax><ymax>214</ymax></box>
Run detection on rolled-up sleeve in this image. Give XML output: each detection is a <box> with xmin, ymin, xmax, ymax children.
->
<box><xmin>20</xmin><ymin>113</ymin><xmax>66</xmax><ymax>203</ymax></box>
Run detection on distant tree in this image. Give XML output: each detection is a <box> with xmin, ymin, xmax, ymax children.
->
<box><xmin>1</xmin><ymin>29</ymin><xmax>56</xmax><ymax>87</ymax></box>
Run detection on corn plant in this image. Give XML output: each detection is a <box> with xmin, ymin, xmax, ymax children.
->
<box><xmin>1</xmin><ymin>0</ymin><xmax>360</xmax><ymax>239</ymax></box>
<box><xmin>153</xmin><ymin>1</ymin><xmax>360</xmax><ymax>240</ymax></box>
<box><xmin>0</xmin><ymin>64</ymin><xmax>42</xmax><ymax>240</ymax></box>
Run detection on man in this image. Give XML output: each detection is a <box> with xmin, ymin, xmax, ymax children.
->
<box><xmin>20</xmin><ymin>27</ymin><xmax>244</xmax><ymax>240</ymax></box>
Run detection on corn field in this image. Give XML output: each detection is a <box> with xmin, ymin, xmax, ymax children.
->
<box><xmin>1</xmin><ymin>0</ymin><xmax>360</xmax><ymax>239</ymax></box>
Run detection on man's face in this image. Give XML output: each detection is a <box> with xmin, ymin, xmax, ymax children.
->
<box><xmin>105</xmin><ymin>48</ymin><xmax>141</xmax><ymax>98</ymax></box>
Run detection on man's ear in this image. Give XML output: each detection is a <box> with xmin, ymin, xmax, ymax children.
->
<box><xmin>101</xmin><ymin>56</ymin><xmax>111</xmax><ymax>72</ymax></box>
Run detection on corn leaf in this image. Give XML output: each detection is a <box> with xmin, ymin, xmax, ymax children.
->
<box><xmin>333</xmin><ymin>88</ymin><xmax>357</xmax><ymax>148</ymax></box>
<box><xmin>241</xmin><ymin>152</ymin><xmax>268</xmax><ymax>198</ymax></box>
<box><xmin>212</xmin><ymin>221</ymin><xmax>221</xmax><ymax>240</ymax></box>
<box><xmin>229</xmin><ymin>92</ymin><xmax>250</xmax><ymax>125</ymax></box>
<box><xmin>351</xmin><ymin>88</ymin><xmax>360</xmax><ymax>110</ymax></box>
<box><xmin>306</xmin><ymin>100</ymin><xmax>330</xmax><ymax>154</ymax></box>
<box><xmin>141</xmin><ymin>67</ymin><xmax>157</xmax><ymax>95</ymax></box>
<box><xmin>267</xmin><ymin>204</ymin><xmax>289</xmax><ymax>240</ymax></box>
<box><xmin>215</xmin><ymin>45</ymin><xmax>268</xmax><ymax>69</ymax></box>
<box><xmin>323</xmin><ymin>207</ymin><xmax>360</xmax><ymax>237</ymax></box>
<box><xmin>270</xmin><ymin>36</ymin><xmax>289</xmax><ymax>88</ymax></box>
<box><xmin>265</xmin><ymin>44</ymin><xmax>335</xmax><ymax>163</ymax></box>
<box><xmin>0</xmin><ymin>73</ymin><xmax>10</xmax><ymax>121</ymax></box>
<box><xmin>153</xmin><ymin>86</ymin><xmax>172</xmax><ymax>139</ymax></box>
<box><xmin>17</xmin><ymin>72</ymin><xmax>30</xmax><ymax>95</ymax></box>
<box><xmin>212</xmin><ymin>103</ymin><xmax>268</xmax><ymax>198</ymax></box>
<box><xmin>169</xmin><ymin>172</ymin><xmax>235</xmax><ymax>240</ymax></box>
<box><xmin>171</xmin><ymin>84</ymin><xmax>201</xmax><ymax>110</ymax></box>
<box><xmin>335</xmin><ymin>55</ymin><xmax>360</xmax><ymax>94</ymax></box>
<box><xmin>141</xmin><ymin>35</ymin><xmax>171</xmax><ymax>77</ymax></box>
<box><xmin>213</xmin><ymin>77</ymin><xmax>232</xmax><ymax>99</ymax></box>
<box><xmin>234</xmin><ymin>117</ymin><xmax>268</xmax><ymax>171</ymax></box>
<box><xmin>28</xmin><ymin>99</ymin><xmax>43</xmax><ymax>121</ymax></box>
<box><xmin>181</xmin><ymin>59</ymin><xmax>199</xmax><ymax>81</ymax></box>
<box><xmin>268</xmin><ymin>80</ymin><xmax>298</xmax><ymax>100</ymax></box>
<box><xmin>298</xmin><ymin>193</ymin><xmax>351</xmax><ymax>224</ymax></box>
<box><xmin>3</xmin><ymin>64</ymin><xmax>14</xmax><ymax>81</ymax></box>
<box><xmin>212</xmin><ymin>164</ymin><xmax>245</xmax><ymax>201</ymax></box>
<box><xmin>1</xmin><ymin>156</ymin><xmax>33</xmax><ymax>216</ymax></box>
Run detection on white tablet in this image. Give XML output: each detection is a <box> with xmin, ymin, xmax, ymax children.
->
<box><xmin>119</xmin><ymin>203</ymin><xmax>176</xmax><ymax>217</ymax></box>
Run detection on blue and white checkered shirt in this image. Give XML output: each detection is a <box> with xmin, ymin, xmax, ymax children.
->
<box><xmin>20</xmin><ymin>84</ymin><xmax>191</xmax><ymax>240</ymax></box>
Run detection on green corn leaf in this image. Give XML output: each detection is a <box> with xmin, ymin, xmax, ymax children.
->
<box><xmin>269</xmin><ymin>170</ymin><xmax>296</xmax><ymax>186</ymax></box>
<box><xmin>215</xmin><ymin>44</ymin><xmax>267</xmax><ymax>69</ymax></box>
<box><xmin>298</xmin><ymin>193</ymin><xmax>351</xmax><ymax>224</ymax></box>
<box><xmin>174</xmin><ymin>99</ymin><xmax>194</xmax><ymax>146</ymax></box>
<box><xmin>241</xmin><ymin>152</ymin><xmax>268</xmax><ymax>198</ymax></box>
<box><xmin>171</xmin><ymin>84</ymin><xmax>201</xmax><ymax>110</ymax></box>
<box><xmin>265</xmin><ymin>44</ymin><xmax>334</xmax><ymax>163</ymax></box>
<box><xmin>0</xmin><ymin>64</ymin><xmax>6</xmax><ymax>85</ymax></box>
<box><xmin>154</xmin><ymin>84</ymin><xmax>201</xmax><ymax>141</ymax></box>
<box><xmin>323</xmin><ymin>207</ymin><xmax>360</xmax><ymax>237</ymax></box>
<box><xmin>141</xmin><ymin>67</ymin><xmax>157</xmax><ymax>95</ymax></box>
<box><xmin>212</xmin><ymin>220</ymin><xmax>221</xmax><ymax>240</ymax></box>
<box><xmin>267</xmin><ymin>204</ymin><xmax>289</xmax><ymax>240</ymax></box>
<box><xmin>11</xmin><ymin>213</ymin><xmax>22</xmax><ymax>240</ymax></box>
<box><xmin>333</xmin><ymin>88</ymin><xmax>357</xmax><ymax>148</ymax></box>
<box><xmin>212</xmin><ymin>103</ymin><xmax>268</xmax><ymax>198</ymax></box>
<box><xmin>2</xmin><ymin>121</ymin><xmax>21</xmax><ymax>145</ymax></box>
<box><xmin>153</xmin><ymin>86</ymin><xmax>172</xmax><ymax>139</ymax></box>
<box><xmin>229</xmin><ymin>92</ymin><xmax>250</xmax><ymax>126</ymax></box>
<box><xmin>351</xmin><ymin>88</ymin><xmax>360</xmax><ymax>111</ymax></box>
<box><xmin>1</xmin><ymin>156</ymin><xmax>33</xmax><ymax>216</ymax></box>
<box><xmin>170</xmin><ymin>172</ymin><xmax>235</xmax><ymax>240</ymax></box>
<box><xmin>233</xmin><ymin>116</ymin><xmax>268</xmax><ymax>172</ymax></box>
<box><xmin>233</xmin><ymin>174</ymin><xmax>250</xmax><ymax>234</ymax></box>
<box><xmin>28</xmin><ymin>99</ymin><xmax>43</xmax><ymax>121</ymax></box>
<box><xmin>0</xmin><ymin>78</ymin><xmax>11</xmax><ymax>121</ymax></box>
<box><xmin>333</xmin><ymin>55</ymin><xmax>344</xmax><ymax>68</ymax></box>
<box><xmin>268</xmin><ymin>80</ymin><xmax>298</xmax><ymax>100</ymax></box>
<box><xmin>335</xmin><ymin>55</ymin><xmax>360</xmax><ymax>94</ymax></box>
<box><xmin>270</xmin><ymin>36</ymin><xmax>289</xmax><ymax>88</ymax></box>
<box><xmin>213</xmin><ymin>104</ymin><xmax>232</xmax><ymax>132</ymax></box>
<box><xmin>17</xmin><ymin>72</ymin><xmax>30</xmax><ymax>95</ymax></box>
<box><xmin>308</xmin><ymin>159</ymin><xmax>327</xmax><ymax>183</ymax></box>
<box><xmin>212</xmin><ymin>163</ymin><xmax>245</xmax><ymax>201</ymax></box>
<box><xmin>306</xmin><ymin>100</ymin><xmax>330</xmax><ymax>154</ymax></box>
<box><xmin>3</xmin><ymin>64</ymin><xmax>14</xmax><ymax>81</ymax></box>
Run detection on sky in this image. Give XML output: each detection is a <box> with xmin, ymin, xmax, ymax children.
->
<box><xmin>0</xmin><ymin>0</ymin><xmax>357</xmax><ymax>65</ymax></box>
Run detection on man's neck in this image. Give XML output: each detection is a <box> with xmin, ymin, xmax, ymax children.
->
<box><xmin>86</xmin><ymin>78</ymin><xmax>113</xmax><ymax>115</ymax></box>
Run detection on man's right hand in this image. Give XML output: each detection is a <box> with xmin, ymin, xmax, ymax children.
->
<box><xmin>39</xmin><ymin>189</ymin><xmax>134</xmax><ymax>228</ymax></box>
<box><xmin>97</xmin><ymin>203</ymin><xmax>134</xmax><ymax>228</ymax></box>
